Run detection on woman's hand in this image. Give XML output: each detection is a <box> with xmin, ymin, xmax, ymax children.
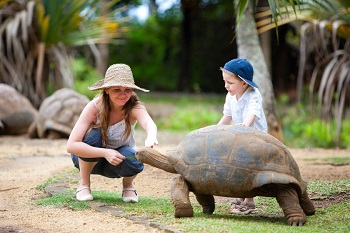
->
<box><xmin>145</xmin><ymin>136</ymin><xmax>158</xmax><ymax>148</ymax></box>
<box><xmin>104</xmin><ymin>149</ymin><xmax>125</xmax><ymax>166</ymax></box>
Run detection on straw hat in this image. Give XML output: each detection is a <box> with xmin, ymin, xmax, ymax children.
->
<box><xmin>88</xmin><ymin>64</ymin><xmax>149</xmax><ymax>92</ymax></box>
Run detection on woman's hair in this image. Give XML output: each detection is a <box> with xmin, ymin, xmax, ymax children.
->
<box><xmin>95</xmin><ymin>91</ymin><xmax>142</xmax><ymax>147</ymax></box>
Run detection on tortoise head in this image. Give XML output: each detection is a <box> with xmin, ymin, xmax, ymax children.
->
<box><xmin>136</xmin><ymin>147</ymin><xmax>177</xmax><ymax>174</ymax></box>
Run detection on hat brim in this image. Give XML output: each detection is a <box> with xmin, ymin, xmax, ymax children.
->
<box><xmin>88</xmin><ymin>82</ymin><xmax>149</xmax><ymax>92</ymax></box>
<box><xmin>238</xmin><ymin>75</ymin><xmax>258</xmax><ymax>88</ymax></box>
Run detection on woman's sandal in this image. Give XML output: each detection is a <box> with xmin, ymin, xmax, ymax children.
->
<box><xmin>75</xmin><ymin>186</ymin><xmax>93</xmax><ymax>201</ymax></box>
<box><xmin>122</xmin><ymin>188</ymin><xmax>138</xmax><ymax>203</ymax></box>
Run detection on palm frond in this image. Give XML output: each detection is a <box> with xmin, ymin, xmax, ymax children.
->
<box><xmin>0</xmin><ymin>0</ymin><xmax>129</xmax><ymax>107</ymax></box>
<box><xmin>246</xmin><ymin>0</ymin><xmax>350</xmax><ymax>146</ymax></box>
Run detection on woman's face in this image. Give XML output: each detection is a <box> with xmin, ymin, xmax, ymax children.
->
<box><xmin>105</xmin><ymin>86</ymin><xmax>133</xmax><ymax>106</ymax></box>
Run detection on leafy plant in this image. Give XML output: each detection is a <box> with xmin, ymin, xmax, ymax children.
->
<box><xmin>157</xmin><ymin>104</ymin><xmax>222</xmax><ymax>131</ymax></box>
<box><xmin>254</xmin><ymin>0</ymin><xmax>350</xmax><ymax>148</ymax></box>
<box><xmin>0</xmin><ymin>0</ymin><xmax>127</xmax><ymax>107</ymax></box>
<box><xmin>71</xmin><ymin>58</ymin><xmax>103</xmax><ymax>99</ymax></box>
<box><xmin>277</xmin><ymin>96</ymin><xmax>350</xmax><ymax>148</ymax></box>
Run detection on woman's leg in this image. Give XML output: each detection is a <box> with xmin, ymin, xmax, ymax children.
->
<box><xmin>116</xmin><ymin>146</ymin><xmax>143</xmax><ymax>202</ymax></box>
<box><xmin>121</xmin><ymin>175</ymin><xmax>139</xmax><ymax>203</ymax></box>
<box><xmin>71</xmin><ymin>128</ymin><xmax>103</xmax><ymax>201</ymax></box>
<box><xmin>76</xmin><ymin>159</ymin><xmax>98</xmax><ymax>198</ymax></box>
<box><xmin>122</xmin><ymin>175</ymin><xmax>137</xmax><ymax>199</ymax></box>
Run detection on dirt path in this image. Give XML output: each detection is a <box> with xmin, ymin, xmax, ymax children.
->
<box><xmin>0</xmin><ymin>132</ymin><xmax>349</xmax><ymax>233</ymax></box>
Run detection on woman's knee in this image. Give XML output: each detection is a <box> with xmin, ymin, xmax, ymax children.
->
<box><xmin>71</xmin><ymin>128</ymin><xmax>102</xmax><ymax>166</ymax></box>
<box><xmin>83</xmin><ymin>128</ymin><xmax>102</xmax><ymax>147</ymax></box>
<box><xmin>117</xmin><ymin>146</ymin><xmax>136</xmax><ymax>156</ymax></box>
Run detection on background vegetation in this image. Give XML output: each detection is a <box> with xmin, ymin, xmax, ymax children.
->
<box><xmin>1</xmin><ymin>0</ymin><xmax>350</xmax><ymax>148</ymax></box>
<box><xmin>72</xmin><ymin>59</ymin><xmax>350</xmax><ymax>149</ymax></box>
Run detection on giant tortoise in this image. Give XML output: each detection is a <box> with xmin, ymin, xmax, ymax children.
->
<box><xmin>28</xmin><ymin>88</ymin><xmax>89</xmax><ymax>139</ymax></box>
<box><xmin>0</xmin><ymin>84</ymin><xmax>38</xmax><ymax>135</ymax></box>
<box><xmin>136</xmin><ymin>125</ymin><xmax>315</xmax><ymax>226</ymax></box>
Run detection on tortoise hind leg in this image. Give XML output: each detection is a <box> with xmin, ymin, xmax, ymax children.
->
<box><xmin>171</xmin><ymin>176</ymin><xmax>193</xmax><ymax>218</ymax></box>
<box><xmin>275</xmin><ymin>184</ymin><xmax>306</xmax><ymax>226</ymax></box>
<box><xmin>299</xmin><ymin>181</ymin><xmax>315</xmax><ymax>216</ymax></box>
<box><xmin>299</xmin><ymin>194</ymin><xmax>315</xmax><ymax>216</ymax></box>
<box><xmin>194</xmin><ymin>192</ymin><xmax>215</xmax><ymax>214</ymax></box>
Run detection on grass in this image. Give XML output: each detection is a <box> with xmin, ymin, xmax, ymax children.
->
<box><xmin>322</xmin><ymin>157</ymin><xmax>350</xmax><ymax>165</ymax></box>
<box><xmin>303</xmin><ymin>157</ymin><xmax>350</xmax><ymax>166</ymax></box>
<box><xmin>36</xmin><ymin>171</ymin><xmax>350</xmax><ymax>233</ymax></box>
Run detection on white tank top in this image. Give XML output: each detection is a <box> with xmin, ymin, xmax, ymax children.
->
<box><xmin>93</xmin><ymin>98</ymin><xmax>137</xmax><ymax>150</ymax></box>
<box><xmin>105</xmin><ymin>119</ymin><xmax>136</xmax><ymax>150</ymax></box>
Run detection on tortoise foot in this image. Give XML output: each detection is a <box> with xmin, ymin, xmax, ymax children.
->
<box><xmin>276</xmin><ymin>185</ymin><xmax>308</xmax><ymax>226</ymax></box>
<box><xmin>175</xmin><ymin>207</ymin><xmax>194</xmax><ymax>218</ymax></box>
<box><xmin>202</xmin><ymin>205</ymin><xmax>215</xmax><ymax>214</ymax></box>
<box><xmin>287</xmin><ymin>214</ymin><xmax>306</xmax><ymax>227</ymax></box>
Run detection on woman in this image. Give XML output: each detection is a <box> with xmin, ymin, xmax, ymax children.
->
<box><xmin>67</xmin><ymin>64</ymin><xmax>158</xmax><ymax>203</ymax></box>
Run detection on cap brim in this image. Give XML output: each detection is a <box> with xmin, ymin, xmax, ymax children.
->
<box><xmin>238</xmin><ymin>75</ymin><xmax>258</xmax><ymax>88</ymax></box>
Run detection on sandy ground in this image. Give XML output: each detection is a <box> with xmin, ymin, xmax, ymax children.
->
<box><xmin>0</xmin><ymin>131</ymin><xmax>350</xmax><ymax>233</ymax></box>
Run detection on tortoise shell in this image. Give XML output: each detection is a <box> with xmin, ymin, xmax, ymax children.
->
<box><xmin>166</xmin><ymin>125</ymin><xmax>303</xmax><ymax>197</ymax></box>
<box><xmin>32</xmin><ymin>88</ymin><xmax>89</xmax><ymax>139</ymax></box>
<box><xmin>0</xmin><ymin>84</ymin><xmax>37</xmax><ymax>135</ymax></box>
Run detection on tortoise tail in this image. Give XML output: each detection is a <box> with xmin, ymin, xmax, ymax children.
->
<box><xmin>136</xmin><ymin>148</ymin><xmax>177</xmax><ymax>174</ymax></box>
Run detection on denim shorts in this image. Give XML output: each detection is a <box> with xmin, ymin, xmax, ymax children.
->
<box><xmin>71</xmin><ymin>128</ymin><xmax>144</xmax><ymax>178</ymax></box>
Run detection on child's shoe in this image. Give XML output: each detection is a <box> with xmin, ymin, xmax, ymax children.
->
<box><xmin>230</xmin><ymin>198</ymin><xmax>243</xmax><ymax>214</ymax></box>
<box><xmin>231</xmin><ymin>200</ymin><xmax>257</xmax><ymax>214</ymax></box>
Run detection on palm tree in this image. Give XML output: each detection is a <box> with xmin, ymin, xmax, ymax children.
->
<box><xmin>235</xmin><ymin>0</ymin><xmax>350</xmax><ymax>146</ymax></box>
<box><xmin>233</xmin><ymin>0</ymin><xmax>284</xmax><ymax>141</ymax></box>
<box><xmin>0</xmin><ymin>0</ymin><xmax>127</xmax><ymax>108</ymax></box>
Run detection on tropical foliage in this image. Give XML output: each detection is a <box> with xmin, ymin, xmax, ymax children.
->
<box><xmin>0</xmin><ymin>0</ymin><xmax>127</xmax><ymax>107</ymax></box>
<box><xmin>236</xmin><ymin>0</ymin><xmax>350</xmax><ymax>146</ymax></box>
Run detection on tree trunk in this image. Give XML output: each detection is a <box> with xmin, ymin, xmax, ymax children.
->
<box><xmin>179</xmin><ymin>0</ymin><xmax>193</xmax><ymax>91</ymax></box>
<box><xmin>97</xmin><ymin>43</ymin><xmax>108</xmax><ymax>74</ymax></box>
<box><xmin>96</xmin><ymin>0</ymin><xmax>109</xmax><ymax>74</ymax></box>
<box><xmin>149</xmin><ymin>0</ymin><xmax>158</xmax><ymax>15</ymax></box>
<box><xmin>35</xmin><ymin>42</ymin><xmax>46</xmax><ymax>107</ymax></box>
<box><xmin>235</xmin><ymin>1</ymin><xmax>283</xmax><ymax>141</ymax></box>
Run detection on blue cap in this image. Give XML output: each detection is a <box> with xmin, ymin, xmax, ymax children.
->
<box><xmin>223</xmin><ymin>58</ymin><xmax>258</xmax><ymax>88</ymax></box>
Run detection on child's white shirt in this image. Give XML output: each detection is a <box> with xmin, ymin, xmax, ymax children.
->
<box><xmin>223</xmin><ymin>87</ymin><xmax>268</xmax><ymax>133</ymax></box>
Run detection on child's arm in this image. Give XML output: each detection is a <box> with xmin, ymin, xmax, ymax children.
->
<box><xmin>218</xmin><ymin>115</ymin><xmax>232</xmax><ymax>125</ymax></box>
<box><xmin>239</xmin><ymin>113</ymin><xmax>255</xmax><ymax>127</ymax></box>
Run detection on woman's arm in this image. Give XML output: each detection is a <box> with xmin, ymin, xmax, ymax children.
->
<box><xmin>67</xmin><ymin>100</ymin><xmax>126</xmax><ymax>165</ymax></box>
<box><xmin>66</xmin><ymin>100</ymin><xmax>103</xmax><ymax>157</ymax></box>
<box><xmin>131</xmin><ymin>104</ymin><xmax>158</xmax><ymax>147</ymax></box>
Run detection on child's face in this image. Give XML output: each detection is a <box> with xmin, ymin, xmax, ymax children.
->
<box><xmin>222</xmin><ymin>71</ymin><xmax>247</xmax><ymax>97</ymax></box>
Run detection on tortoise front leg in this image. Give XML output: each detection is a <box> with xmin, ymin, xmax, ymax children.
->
<box><xmin>275</xmin><ymin>185</ymin><xmax>307</xmax><ymax>226</ymax></box>
<box><xmin>193</xmin><ymin>192</ymin><xmax>215</xmax><ymax>214</ymax></box>
<box><xmin>171</xmin><ymin>176</ymin><xmax>193</xmax><ymax>218</ymax></box>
